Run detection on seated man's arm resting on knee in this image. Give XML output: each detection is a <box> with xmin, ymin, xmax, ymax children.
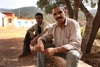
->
<box><xmin>34</xmin><ymin>39</ymin><xmax>44</xmax><ymax>52</ymax></box>
<box><xmin>30</xmin><ymin>29</ymin><xmax>48</xmax><ymax>46</ymax></box>
<box><xmin>28</xmin><ymin>31</ymin><xmax>35</xmax><ymax>39</ymax></box>
<box><xmin>35</xmin><ymin>39</ymin><xmax>68</xmax><ymax>57</ymax></box>
<box><xmin>43</xmin><ymin>47</ymin><xmax>68</xmax><ymax>57</ymax></box>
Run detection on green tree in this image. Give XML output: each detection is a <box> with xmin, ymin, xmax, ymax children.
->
<box><xmin>37</xmin><ymin>0</ymin><xmax>64</xmax><ymax>14</ymax></box>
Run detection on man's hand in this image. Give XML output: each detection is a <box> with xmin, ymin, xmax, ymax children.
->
<box><xmin>43</xmin><ymin>48</ymin><xmax>57</xmax><ymax>57</ymax></box>
<box><xmin>31</xmin><ymin>38</ymin><xmax>37</xmax><ymax>46</ymax></box>
<box><xmin>35</xmin><ymin>40</ymin><xmax>44</xmax><ymax>52</ymax></box>
<box><xmin>43</xmin><ymin>47</ymin><xmax>67</xmax><ymax>57</ymax></box>
<box><xmin>29</xmin><ymin>32</ymin><xmax>34</xmax><ymax>39</ymax></box>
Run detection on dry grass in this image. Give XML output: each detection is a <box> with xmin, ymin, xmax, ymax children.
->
<box><xmin>0</xmin><ymin>26</ymin><xmax>28</xmax><ymax>39</ymax></box>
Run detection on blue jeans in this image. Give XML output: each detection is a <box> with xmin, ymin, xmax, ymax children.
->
<box><xmin>37</xmin><ymin>43</ymin><xmax>81</xmax><ymax>67</ymax></box>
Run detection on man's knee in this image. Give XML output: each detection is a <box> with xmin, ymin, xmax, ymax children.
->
<box><xmin>67</xmin><ymin>50</ymin><xmax>81</xmax><ymax>60</ymax></box>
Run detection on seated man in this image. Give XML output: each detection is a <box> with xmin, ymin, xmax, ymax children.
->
<box><xmin>35</xmin><ymin>5</ymin><xmax>82</xmax><ymax>67</ymax></box>
<box><xmin>19</xmin><ymin>12</ymin><xmax>50</xmax><ymax>58</ymax></box>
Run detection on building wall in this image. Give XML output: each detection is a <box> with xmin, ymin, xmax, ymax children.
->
<box><xmin>3</xmin><ymin>16</ymin><xmax>14</xmax><ymax>27</ymax></box>
<box><xmin>0</xmin><ymin>17</ymin><xmax>3</xmax><ymax>26</ymax></box>
<box><xmin>0</xmin><ymin>12</ymin><xmax>36</xmax><ymax>28</ymax></box>
<box><xmin>0</xmin><ymin>13</ymin><xmax>5</xmax><ymax>27</ymax></box>
<box><xmin>13</xmin><ymin>18</ymin><xmax>36</xmax><ymax>28</ymax></box>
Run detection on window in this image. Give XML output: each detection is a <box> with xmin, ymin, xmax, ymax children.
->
<box><xmin>8</xmin><ymin>18</ymin><xmax>12</xmax><ymax>23</ymax></box>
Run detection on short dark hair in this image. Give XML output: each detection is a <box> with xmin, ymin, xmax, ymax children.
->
<box><xmin>35</xmin><ymin>12</ymin><xmax>43</xmax><ymax>19</ymax></box>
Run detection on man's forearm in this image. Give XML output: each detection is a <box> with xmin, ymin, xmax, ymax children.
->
<box><xmin>33</xmin><ymin>30</ymin><xmax>47</xmax><ymax>41</ymax></box>
<box><xmin>31</xmin><ymin>30</ymin><xmax>47</xmax><ymax>45</ymax></box>
<box><xmin>54</xmin><ymin>47</ymin><xmax>68</xmax><ymax>53</ymax></box>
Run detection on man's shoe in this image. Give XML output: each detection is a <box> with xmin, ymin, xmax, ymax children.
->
<box><xmin>18</xmin><ymin>52</ymin><xmax>31</xmax><ymax>58</ymax></box>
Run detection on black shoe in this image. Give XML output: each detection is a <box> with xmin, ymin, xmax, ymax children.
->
<box><xmin>18</xmin><ymin>52</ymin><xmax>31</xmax><ymax>58</ymax></box>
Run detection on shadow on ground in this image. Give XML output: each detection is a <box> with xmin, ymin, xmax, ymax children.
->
<box><xmin>0</xmin><ymin>38</ymin><xmax>37</xmax><ymax>67</ymax></box>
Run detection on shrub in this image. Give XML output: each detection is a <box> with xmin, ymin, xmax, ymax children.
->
<box><xmin>81</xmin><ymin>27</ymin><xmax>85</xmax><ymax>37</ymax></box>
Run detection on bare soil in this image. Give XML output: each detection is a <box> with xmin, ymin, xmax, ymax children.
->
<box><xmin>0</xmin><ymin>27</ymin><xmax>37</xmax><ymax>67</ymax></box>
<box><xmin>0</xmin><ymin>26</ymin><xmax>100</xmax><ymax>67</ymax></box>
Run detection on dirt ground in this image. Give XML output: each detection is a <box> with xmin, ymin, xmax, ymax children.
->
<box><xmin>0</xmin><ymin>26</ymin><xmax>100</xmax><ymax>67</ymax></box>
<box><xmin>0</xmin><ymin>27</ymin><xmax>37</xmax><ymax>67</ymax></box>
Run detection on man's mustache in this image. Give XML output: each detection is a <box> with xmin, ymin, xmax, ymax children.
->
<box><xmin>56</xmin><ymin>16</ymin><xmax>63</xmax><ymax>20</ymax></box>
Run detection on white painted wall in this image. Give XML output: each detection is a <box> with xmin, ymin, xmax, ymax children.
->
<box><xmin>13</xmin><ymin>18</ymin><xmax>36</xmax><ymax>28</ymax></box>
<box><xmin>0</xmin><ymin>12</ymin><xmax>5</xmax><ymax>27</ymax></box>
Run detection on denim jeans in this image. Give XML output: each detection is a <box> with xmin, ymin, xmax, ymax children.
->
<box><xmin>37</xmin><ymin>43</ymin><xmax>81</xmax><ymax>67</ymax></box>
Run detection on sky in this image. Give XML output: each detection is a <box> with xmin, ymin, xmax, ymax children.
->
<box><xmin>0</xmin><ymin>0</ymin><xmax>97</xmax><ymax>10</ymax></box>
<box><xmin>0</xmin><ymin>0</ymin><xmax>38</xmax><ymax>9</ymax></box>
<box><xmin>83</xmin><ymin>0</ymin><xmax>98</xmax><ymax>10</ymax></box>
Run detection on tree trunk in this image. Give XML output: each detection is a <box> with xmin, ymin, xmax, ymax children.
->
<box><xmin>63</xmin><ymin>0</ymin><xmax>73</xmax><ymax>18</ymax></box>
<box><xmin>73</xmin><ymin>0</ymin><xmax>80</xmax><ymax>20</ymax></box>
<box><xmin>86</xmin><ymin>0</ymin><xmax>100</xmax><ymax>53</ymax></box>
<box><xmin>79</xmin><ymin>1</ymin><xmax>94</xmax><ymax>54</ymax></box>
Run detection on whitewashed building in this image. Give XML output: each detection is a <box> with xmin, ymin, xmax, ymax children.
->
<box><xmin>0</xmin><ymin>12</ymin><xmax>5</xmax><ymax>27</ymax></box>
<box><xmin>0</xmin><ymin>12</ymin><xmax>36</xmax><ymax>27</ymax></box>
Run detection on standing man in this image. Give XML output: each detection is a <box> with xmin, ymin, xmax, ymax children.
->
<box><xmin>35</xmin><ymin>5</ymin><xmax>82</xmax><ymax>67</ymax></box>
<box><xmin>19</xmin><ymin>12</ymin><xmax>50</xmax><ymax>58</ymax></box>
